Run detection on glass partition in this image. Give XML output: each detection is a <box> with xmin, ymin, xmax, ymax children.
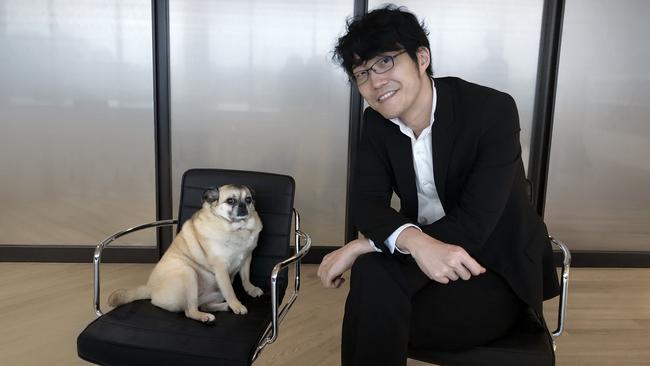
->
<box><xmin>545</xmin><ymin>0</ymin><xmax>650</xmax><ymax>251</ymax></box>
<box><xmin>169</xmin><ymin>0</ymin><xmax>352</xmax><ymax>245</ymax></box>
<box><xmin>0</xmin><ymin>0</ymin><xmax>156</xmax><ymax>246</ymax></box>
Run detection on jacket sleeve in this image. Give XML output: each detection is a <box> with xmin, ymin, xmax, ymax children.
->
<box><xmin>420</xmin><ymin>92</ymin><xmax>521</xmax><ymax>256</ymax></box>
<box><xmin>351</xmin><ymin>110</ymin><xmax>412</xmax><ymax>252</ymax></box>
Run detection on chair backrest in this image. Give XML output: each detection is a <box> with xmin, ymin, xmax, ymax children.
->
<box><xmin>173</xmin><ymin>169</ymin><xmax>295</xmax><ymax>295</ymax></box>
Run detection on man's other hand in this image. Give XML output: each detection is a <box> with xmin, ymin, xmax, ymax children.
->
<box><xmin>396</xmin><ymin>228</ymin><xmax>486</xmax><ymax>284</ymax></box>
<box><xmin>317</xmin><ymin>238</ymin><xmax>375</xmax><ymax>288</ymax></box>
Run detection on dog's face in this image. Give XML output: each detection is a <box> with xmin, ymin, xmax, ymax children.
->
<box><xmin>202</xmin><ymin>184</ymin><xmax>256</xmax><ymax>222</ymax></box>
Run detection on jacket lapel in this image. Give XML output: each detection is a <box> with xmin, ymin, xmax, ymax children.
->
<box><xmin>388</xmin><ymin>125</ymin><xmax>419</xmax><ymax>221</ymax></box>
<box><xmin>431</xmin><ymin>78</ymin><xmax>456</xmax><ymax>208</ymax></box>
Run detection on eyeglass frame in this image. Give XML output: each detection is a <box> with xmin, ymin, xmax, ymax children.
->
<box><xmin>350</xmin><ymin>49</ymin><xmax>408</xmax><ymax>86</ymax></box>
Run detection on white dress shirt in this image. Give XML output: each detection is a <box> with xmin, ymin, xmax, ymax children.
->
<box><xmin>367</xmin><ymin>80</ymin><xmax>446</xmax><ymax>254</ymax></box>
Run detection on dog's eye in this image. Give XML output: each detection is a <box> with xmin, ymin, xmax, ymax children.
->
<box><xmin>226</xmin><ymin>198</ymin><xmax>236</xmax><ymax>205</ymax></box>
<box><xmin>245</xmin><ymin>197</ymin><xmax>252</xmax><ymax>204</ymax></box>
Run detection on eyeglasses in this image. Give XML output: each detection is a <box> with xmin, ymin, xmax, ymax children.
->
<box><xmin>351</xmin><ymin>50</ymin><xmax>407</xmax><ymax>86</ymax></box>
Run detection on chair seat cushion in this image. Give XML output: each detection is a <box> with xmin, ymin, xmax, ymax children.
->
<box><xmin>78</xmin><ymin>295</ymin><xmax>274</xmax><ymax>366</ymax></box>
<box><xmin>408</xmin><ymin>311</ymin><xmax>555</xmax><ymax>366</ymax></box>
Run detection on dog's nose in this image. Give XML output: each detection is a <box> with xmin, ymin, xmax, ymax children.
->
<box><xmin>238</xmin><ymin>202</ymin><xmax>248</xmax><ymax>216</ymax></box>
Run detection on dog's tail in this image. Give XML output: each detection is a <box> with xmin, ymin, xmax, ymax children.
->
<box><xmin>108</xmin><ymin>286</ymin><xmax>151</xmax><ymax>307</ymax></box>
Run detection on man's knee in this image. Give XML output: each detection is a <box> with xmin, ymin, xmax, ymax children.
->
<box><xmin>350</xmin><ymin>252</ymin><xmax>386</xmax><ymax>282</ymax></box>
<box><xmin>349</xmin><ymin>252</ymin><xmax>406</xmax><ymax>296</ymax></box>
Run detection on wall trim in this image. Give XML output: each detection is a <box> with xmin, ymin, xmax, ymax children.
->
<box><xmin>0</xmin><ymin>245</ymin><xmax>158</xmax><ymax>263</ymax></box>
<box><xmin>3</xmin><ymin>245</ymin><xmax>649</xmax><ymax>268</ymax></box>
<box><xmin>300</xmin><ymin>246</ymin><xmax>650</xmax><ymax>268</ymax></box>
<box><xmin>561</xmin><ymin>250</ymin><xmax>650</xmax><ymax>268</ymax></box>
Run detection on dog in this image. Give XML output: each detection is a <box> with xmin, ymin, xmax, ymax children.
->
<box><xmin>108</xmin><ymin>184</ymin><xmax>263</xmax><ymax>324</ymax></box>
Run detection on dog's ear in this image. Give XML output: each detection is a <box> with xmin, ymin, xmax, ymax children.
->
<box><xmin>202</xmin><ymin>187</ymin><xmax>219</xmax><ymax>204</ymax></box>
<box><xmin>248</xmin><ymin>187</ymin><xmax>256</xmax><ymax>201</ymax></box>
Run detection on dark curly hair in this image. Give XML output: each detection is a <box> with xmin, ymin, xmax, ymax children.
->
<box><xmin>333</xmin><ymin>4</ymin><xmax>433</xmax><ymax>79</ymax></box>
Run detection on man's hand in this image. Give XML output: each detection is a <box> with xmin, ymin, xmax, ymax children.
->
<box><xmin>317</xmin><ymin>238</ymin><xmax>375</xmax><ymax>288</ymax></box>
<box><xmin>397</xmin><ymin>228</ymin><xmax>486</xmax><ymax>284</ymax></box>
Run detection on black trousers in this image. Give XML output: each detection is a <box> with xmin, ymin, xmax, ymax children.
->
<box><xmin>342</xmin><ymin>252</ymin><xmax>525</xmax><ymax>366</ymax></box>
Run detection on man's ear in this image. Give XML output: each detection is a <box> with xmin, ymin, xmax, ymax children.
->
<box><xmin>202</xmin><ymin>187</ymin><xmax>219</xmax><ymax>204</ymax></box>
<box><xmin>416</xmin><ymin>46</ymin><xmax>431</xmax><ymax>73</ymax></box>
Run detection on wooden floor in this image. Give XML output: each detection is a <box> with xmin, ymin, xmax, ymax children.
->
<box><xmin>1</xmin><ymin>263</ymin><xmax>649</xmax><ymax>365</ymax></box>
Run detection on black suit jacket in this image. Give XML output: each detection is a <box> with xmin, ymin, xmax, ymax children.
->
<box><xmin>352</xmin><ymin>77</ymin><xmax>560</xmax><ymax>314</ymax></box>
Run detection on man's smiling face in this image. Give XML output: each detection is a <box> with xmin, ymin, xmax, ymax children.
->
<box><xmin>353</xmin><ymin>48</ymin><xmax>430</xmax><ymax>121</ymax></box>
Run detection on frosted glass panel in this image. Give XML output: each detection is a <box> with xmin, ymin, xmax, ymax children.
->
<box><xmin>368</xmin><ymin>0</ymin><xmax>543</xmax><ymax>171</ymax></box>
<box><xmin>170</xmin><ymin>1</ymin><xmax>352</xmax><ymax>245</ymax></box>
<box><xmin>0</xmin><ymin>0</ymin><xmax>156</xmax><ymax>246</ymax></box>
<box><xmin>545</xmin><ymin>0</ymin><xmax>650</xmax><ymax>251</ymax></box>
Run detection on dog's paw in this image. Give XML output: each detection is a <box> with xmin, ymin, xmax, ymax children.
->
<box><xmin>185</xmin><ymin>309</ymin><xmax>216</xmax><ymax>325</ymax></box>
<box><xmin>229</xmin><ymin>301</ymin><xmax>248</xmax><ymax>315</ymax></box>
<box><xmin>245</xmin><ymin>285</ymin><xmax>264</xmax><ymax>298</ymax></box>
<box><xmin>201</xmin><ymin>313</ymin><xmax>216</xmax><ymax>324</ymax></box>
<box><xmin>107</xmin><ymin>289</ymin><xmax>124</xmax><ymax>307</ymax></box>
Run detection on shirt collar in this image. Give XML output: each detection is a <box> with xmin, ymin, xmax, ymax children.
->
<box><xmin>389</xmin><ymin>78</ymin><xmax>437</xmax><ymax>141</ymax></box>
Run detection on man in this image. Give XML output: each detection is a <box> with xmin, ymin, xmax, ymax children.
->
<box><xmin>317</xmin><ymin>5</ymin><xmax>560</xmax><ymax>366</ymax></box>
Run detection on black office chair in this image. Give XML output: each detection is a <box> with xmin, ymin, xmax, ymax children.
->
<box><xmin>407</xmin><ymin>180</ymin><xmax>571</xmax><ymax>366</ymax></box>
<box><xmin>77</xmin><ymin>169</ymin><xmax>311</xmax><ymax>366</ymax></box>
<box><xmin>407</xmin><ymin>238</ymin><xmax>570</xmax><ymax>366</ymax></box>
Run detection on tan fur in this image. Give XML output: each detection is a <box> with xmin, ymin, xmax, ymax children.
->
<box><xmin>107</xmin><ymin>185</ymin><xmax>263</xmax><ymax>324</ymax></box>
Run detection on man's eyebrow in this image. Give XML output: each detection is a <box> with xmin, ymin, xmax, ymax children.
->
<box><xmin>352</xmin><ymin>55</ymin><xmax>379</xmax><ymax>71</ymax></box>
<box><xmin>352</xmin><ymin>51</ymin><xmax>395</xmax><ymax>71</ymax></box>
<box><xmin>351</xmin><ymin>58</ymin><xmax>365</xmax><ymax>71</ymax></box>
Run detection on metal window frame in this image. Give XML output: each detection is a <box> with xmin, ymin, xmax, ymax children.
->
<box><xmin>528</xmin><ymin>0</ymin><xmax>566</xmax><ymax>218</ymax></box>
<box><xmin>152</xmin><ymin>0</ymin><xmax>174</xmax><ymax>255</ymax></box>
<box><xmin>344</xmin><ymin>0</ymin><xmax>368</xmax><ymax>243</ymax></box>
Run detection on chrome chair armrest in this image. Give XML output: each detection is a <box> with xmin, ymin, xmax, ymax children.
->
<box><xmin>550</xmin><ymin>236</ymin><xmax>571</xmax><ymax>338</ymax></box>
<box><xmin>93</xmin><ymin>219</ymin><xmax>178</xmax><ymax>317</ymax></box>
<box><xmin>252</xmin><ymin>209</ymin><xmax>312</xmax><ymax>362</ymax></box>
